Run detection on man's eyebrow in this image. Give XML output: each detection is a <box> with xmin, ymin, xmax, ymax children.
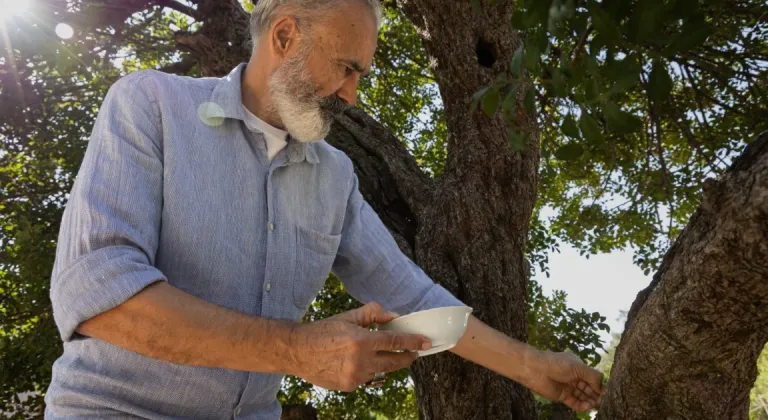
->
<box><xmin>339</xmin><ymin>59</ymin><xmax>371</xmax><ymax>77</ymax></box>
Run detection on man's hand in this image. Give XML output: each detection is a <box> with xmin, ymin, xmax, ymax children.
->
<box><xmin>287</xmin><ymin>302</ymin><xmax>431</xmax><ymax>392</ymax></box>
<box><xmin>525</xmin><ymin>350</ymin><xmax>605</xmax><ymax>412</ymax></box>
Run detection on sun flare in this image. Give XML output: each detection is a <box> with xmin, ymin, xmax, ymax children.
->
<box><xmin>0</xmin><ymin>0</ymin><xmax>31</xmax><ymax>20</ymax></box>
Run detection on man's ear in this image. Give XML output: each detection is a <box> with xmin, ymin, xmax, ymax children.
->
<box><xmin>271</xmin><ymin>16</ymin><xmax>300</xmax><ymax>57</ymax></box>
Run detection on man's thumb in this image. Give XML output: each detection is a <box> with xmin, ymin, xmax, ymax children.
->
<box><xmin>353</xmin><ymin>302</ymin><xmax>399</xmax><ymax>327</ymax></box>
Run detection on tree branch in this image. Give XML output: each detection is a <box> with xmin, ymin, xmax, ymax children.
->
<box><xmin>327</xmin><ymin>107</ymin><xmax>434</xmax><ymax>250</ymax></box>
<box><xmin>158</xmin><ymin>56</ymin><xmax>198</xmax><ymax>74</ymax></box>
<box><xmin>333</xmin><ymin>108</ymin><xmax>434</xmax><ymax>214</ymax></box>
<box><xmin>570</xmin><ymin>23</ymin><xmax>593</xmax><ymax>62</ymax></box>
<box><xmin>156</xmin><ymin>0</ymin><xmax>202</xmax><ymax>19</ymax></box>
<box><xmin>601</xmin><ymin>132</ymin><xmax>768</xmax><ymax>419</ymax></box>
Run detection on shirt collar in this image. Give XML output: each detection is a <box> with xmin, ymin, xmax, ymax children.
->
<box><xmin>287</xmin><ymin>136</ymin><xmax>320</xmax><ymax>164</ymax></box>
<box><xmin>202</xmin><ymin>63</ymin><xmax>319</xmax><ymax>165</ymax></box>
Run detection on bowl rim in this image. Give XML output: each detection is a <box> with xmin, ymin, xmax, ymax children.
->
<box><xmin>386</xmin><ymin>305</ymin><xmax>473</xmax><ymax>324</ymax></box>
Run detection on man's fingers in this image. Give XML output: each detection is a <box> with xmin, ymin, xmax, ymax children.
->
<box><xmin>577</xmin><ymin>364</ymin><xmax>604</xmax><ymax>395</ymax></box>
<box><xmin>348</xmin><ymin>302</ymin><xmax>399</xmax><ymax>327</ymax></box>
<box><xmin>577</xmin><ymin>380</ymin><xmax>600</xmax><ymax>399</ymax></box>
<box><xmin>372</xmin><ymin>351</ymin><xmax>419</xmax><ymax>373</ymax></box>
<box><xmin>370</xmin><ymin>330</ymin><xmax>431</xmax><ymax>352</ymax></box>
<box><xmin>564</xmin><ymin>395</ymin><xmax>597</xmax><ymax>413</ymax></box>
<box><xmin>562</xmin><ymin>395</ymin><xmax>581</xmax><ymax>411</ymax></box>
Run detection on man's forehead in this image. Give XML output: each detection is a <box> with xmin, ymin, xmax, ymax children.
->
<box><xmin>322</xmin><ymin>28</ymin><xmax>377</xmax><ymax>73</ymax></box>
<box><xmin>319</xmin><ymin>2</ymin><xmax>378</xmax><ymax>45</ymax></box>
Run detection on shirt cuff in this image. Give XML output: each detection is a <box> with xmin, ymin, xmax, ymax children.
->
<box><xmin>397</xmin><ymin>282</ymin><xmax>466</xmax><ymax>315</ymax></box>
<box><xmin>51</xmin><ymin>245</ymin><xmax>167</xmax><ymax>342</ymax></box>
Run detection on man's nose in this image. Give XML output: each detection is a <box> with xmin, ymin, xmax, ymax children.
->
<box><xmin>336</xmin><ymin>76</ymin><xmax>359</xmax><ymax>107</ymax></box>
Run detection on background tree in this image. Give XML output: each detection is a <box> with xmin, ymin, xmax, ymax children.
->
<box><xmin>752</xmin><ymin>346</ymin><xmax>768</xmax><ymax>420</ymax></box>
<box><xmin>1</xmin><ymin>0</ymin><xmax>766</xmax><ymax>419</ymax></box>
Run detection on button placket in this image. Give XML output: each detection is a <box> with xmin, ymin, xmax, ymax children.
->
<box><xmin>261</xmin><ymin>164</ymin><xmax>282</xmax><ymax>314</ymax></box>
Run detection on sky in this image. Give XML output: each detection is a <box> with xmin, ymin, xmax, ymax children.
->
<box><xmin>533</xmin><ymin>243</ymin><xmax>651</xmax><ymax>346</ymax></box>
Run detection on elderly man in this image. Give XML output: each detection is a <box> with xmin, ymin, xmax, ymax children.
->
<box><xmin>45</xmin><ymin>0</ymin><xmax>604</xmax><ymax>418</ymax></box>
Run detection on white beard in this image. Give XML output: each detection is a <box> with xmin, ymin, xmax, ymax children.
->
<box><xmin>267</xmin><ymin>51</ymin><xmax>332</xmax><ymax>143</ymax></box>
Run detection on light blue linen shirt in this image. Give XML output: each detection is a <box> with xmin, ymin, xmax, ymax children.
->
<box><xmin>44</xmin><ymin>63</ymin><xmax>464</xmax><ymax>419</ymax></box>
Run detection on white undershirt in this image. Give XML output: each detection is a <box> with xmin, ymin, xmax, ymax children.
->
<box><xmin>242</xmin><ymin>105</ymin><xmax>288</xmax><ymax>161</ymax></box>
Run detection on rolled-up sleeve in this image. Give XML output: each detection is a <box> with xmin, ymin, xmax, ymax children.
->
<box><xmin>51</xmin><ymin>72</ymin><xmax>167</xmax><ymax>342</ymax></box>
<box><xmin>332</xmin><ymin>172</ymin><xmax>465</xmax><ymax>315</ymax></box>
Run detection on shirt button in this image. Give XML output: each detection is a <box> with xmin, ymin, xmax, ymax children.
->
<box><xmin>265</xmin><ymin>283</ymin><xmax>272</xmax><ymax>292</ymax></box>
<box><xmin>268</xmin><ymin>222</ymin><xmax>275</xmax><ymax>232</ymax></box>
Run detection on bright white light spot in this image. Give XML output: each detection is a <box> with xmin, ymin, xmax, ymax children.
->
<box><xmin>0</xmin><ymin>0</ymin><xmax>30</xmax><ymax>19</ymax></box>
<box><xmin>55</xmin><ymin>23</ymin><xmax>74</xmax><ymax>39</ymax></box>
<box><xmin>198</xmin><ymin>102</ymin><xmax>225</xmax><ymax>127</ymax></box>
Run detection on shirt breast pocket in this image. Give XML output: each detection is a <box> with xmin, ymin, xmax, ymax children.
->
<box><xmin>293</xmin><ymin>225</ymin><xmax>341</xmax><ymax>312</ymax></box>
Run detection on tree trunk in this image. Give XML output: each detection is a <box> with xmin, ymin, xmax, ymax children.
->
<box><xmin>166</xmin><ymin>0</ymin><xmax>540</xmax><ymax>418</ymax></box>
<box><xmin>396</xmin><ymin>1</ymin><xmax>539</xmax><ymax>418</ymax></box>
<box><xmin>280</xmin><ymin>404</ymin><xmax>318</xmax><ymax>420</ymax></box>
<box><xmin>550</xmin><ymin>403</ymin><xmax>574</xmax><ymax>420</ymax></box>
<box><xmin>598</xmin><ymin>132</ymin><xmax>768</xmax><ymax>419</ymax></box>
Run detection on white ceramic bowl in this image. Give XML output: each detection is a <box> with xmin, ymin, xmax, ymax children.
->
<box><xmin>379</xmin><ymin>306</ymin><xmax>473</xmax><ymax>356</ymax></box>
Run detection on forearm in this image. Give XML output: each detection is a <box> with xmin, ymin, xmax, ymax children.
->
<box><xmin>451</xmin><ymin>316</ymin><xmax>542</xmax><ymax>387</ymax></box>
<box><xmin>77</xmin><ymin>281</ymin><xmax>297</xmax><ymax>374</ymax></box>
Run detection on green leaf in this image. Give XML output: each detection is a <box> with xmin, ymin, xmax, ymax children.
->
<box><xmin>664</xmin><ymin>20</ymin><xmax>714</xmax><ymax>54</ymax></box>
<box><xmin>669</xmin><ymin>0</ymin><xmax>700</xmax><ymax>19</ymax></box>
<box><xmin>587</xmin><ymin>53</ymin><xmax>600</xmax><ymax>76</ymax></box>
<box><xmin>471</xmin><ymin>0</ymin><xmax>482</xmax><ymax>14</ymax></box>
<box><xmin>597</xmin><ymin>323</ymin><xmax>611</xmax><ymax>332</ymax></box>
<box><xmin>511</xmin><ymin>9</ymin><xmax>528</xmax><ymax>30</ymax></box>
<box><xmin>527</xmin><ymin>1</ymin><xmax>551</xmax><ymax>28</ymax></box>
<box><xmin>510</xmin><ymin>45</ymin><xmax>524</xmax><ymax>75</ymax></box>
<box><xmin>502</xmin><ymin>83</ymin><xmax>520</xmax><ymax>113</ymax></box>
<box><xmin>508</xmin><ymin>128</ymin><xmax>525</xmax><ymax>151</ymax></box>
<box><xmin>629</xmin><ymin>0</ymin><xmax>665</xmax><ymax>43</ymax></box>
<box><xmin>55</xmin><ymin>53</ymin><xmax>77</xmax><ymax>75</ymax></box>
<box><xmin>604</xmin><ymin>55</ymin><xmax>641</xmax><ymax>95</ymax></box>
<box><xmin>470</xmin><ymin>86</ymin><xmax>489</xmax><ymax>114</ymax></box>
<box><xmin>555</xmin><ymin>143</ymin><xmax>585</xmax><ymax>161</ymax></box>
<box><xmin>524</xmin><ymin>42</ymin><xmax>541</xmax><ymax>75</ymax></box>
<box><xmin>524</xmin><ymin>85</ymin><xmax>536</xmax><ymax>115</ymax></box>
<box><xmin>608</xmin><ymin>72</ymin><xmax>640</xmax><ymax>96</ymax></box>
<box><xmin>579</xmin><ymin>111</ymin><xmax>604</xmax><ymax>144</ymax></box>
<box><xmin>473</xmin><ymin>86</ymin><xmax>490</xmax><ymax>101</ymax></box>
<box><xmin>561</xmin><ymin>114</ymin><xmax>580</xmax><ymax>138</ymax></box>
<box><xmin>585</xmin><ymin>78</ymin><xmax>599</xmax><ymax>103</ymax></box>
<box><xmin>589</xmin><ymin>3</ymin><xmax>622</xmax><ymax>41</ymax></box>
<box><xmin>559</xmin><ymin>55</ymin><xmax>573</xmax><ymax>77</ymax></box>
<box><xmin>648</xmin><ymin>60</ymin><xmax>673</xmax><ymax>101</ymax></box>
<box><xmin>482</xmin><ymin>88</ymin><xmax>500</xmax><ymax>116</ymax></box>
<box><xmin>602</xmin><ymin>101</ymin><xmax>643</xmax><ymax>133</ymax></box>
<box><xmin>551</xmin><ymin>67</ymin><xmax>566</xmax><ymax>97</ymax></box>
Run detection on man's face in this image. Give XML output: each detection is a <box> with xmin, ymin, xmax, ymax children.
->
<box><xmin>268</xmin><ymin>2</ymin><xmax>378</xmax><ymax>143</ymax></box>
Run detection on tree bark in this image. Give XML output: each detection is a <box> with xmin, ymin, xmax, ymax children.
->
<box><xmin>396</xmin><ymin>1</ymin><xmax>539</xmax><ymax>419</ymax></box>
<box><xmin>280</xmin><ymin>404</ymin><xmax>318</xmax><ymax>420</ymax></box>
<box><xmin>598</xmin><ymin>132</ymin><xmax>768</xmax><ymax>419</ymax></box>
<box><xmin>550</xmin><ymin>403</ymin><xmax>574</xmax><ymax>420</ymax></box>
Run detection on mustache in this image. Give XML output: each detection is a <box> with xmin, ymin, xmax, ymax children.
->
<box><xmin>319</xmin><ymin>95</ymin><xmax>350</xmax><ymax>116</ymax></box>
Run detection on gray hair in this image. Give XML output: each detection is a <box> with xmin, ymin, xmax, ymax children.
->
<box><xmin>249</xmin><ymin>0</ymin><xmax>383</xmax><ymax>47</ymax></box>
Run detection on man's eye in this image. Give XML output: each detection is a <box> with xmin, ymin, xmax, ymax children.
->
<box><xmin>344</xmin><ymin>67</ymin><xmax>355</xmax><ymax>76</ymax></box>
